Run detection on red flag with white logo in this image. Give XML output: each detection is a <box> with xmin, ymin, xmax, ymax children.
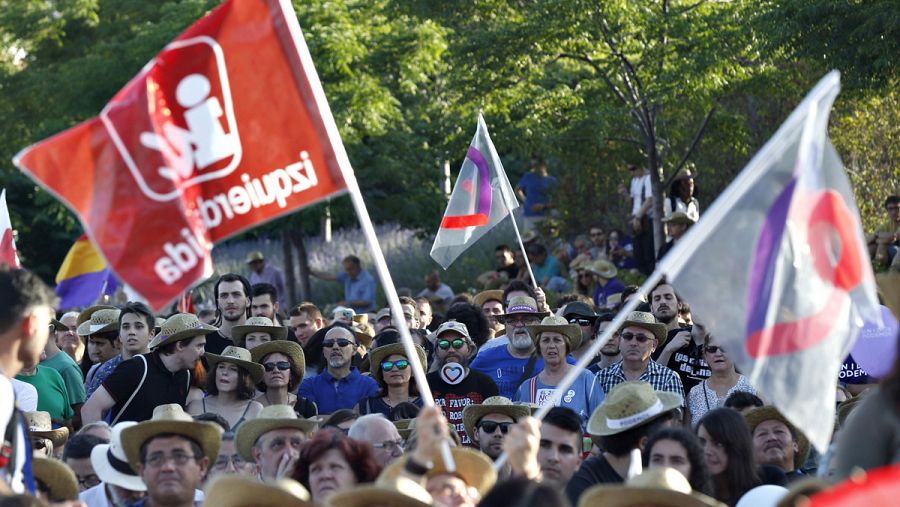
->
<box><xmin>0</xmin><ymin>189</ymin><xmax>21</xmax><ymax>268</ymax></box>
<box><xmin>14</xmin><ymin>0</ymin><xmax>348</xmax><ymax>309</ymax></box>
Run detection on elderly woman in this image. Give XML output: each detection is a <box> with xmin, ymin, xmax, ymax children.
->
<box><xmin>187</xmin><ymin>346</ymin><xmax>264</xmax><ymax>430</ymax></box>
<box><xmin>513</xmin><ymin>316</ymin><xmax>604</xmax><ymax>428</ymax></box>
<box><xmin>291</xmin><ymin>427</ymin><xmax>381</xmax><ymax>504</ymax></box>
<box><xmin>250</xmin><ymin>340</ymin><xmax>317</xmax><ymax>417</ymax></box>
<box><xmin>358</xmin><ymin>342</ymin><xmax>427</xmax><ymax>418</ymax></box>
<box><xmin>232</xmin><ymin>316</ymin><xmax>287</xmax><ymax>350</ymax></box>
<box><xmin>687</xmin><ymin>334</ymin><xmax>757</xmax><ymax>427</ymax></box>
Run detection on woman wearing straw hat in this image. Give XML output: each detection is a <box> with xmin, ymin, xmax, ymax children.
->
<box><xmin>358</xmin><ymin>342</ymin><xmax>427</xmax><ymax>418</ymax></box>
<box><xmin>231</xmin><ymin>316</ymin><xmax>287</xmax><ymax>351</ymax></box>
<box><xmin>188</xmin><ymin>346</ymin><xmax>264</xmax><ymax>430</ymax></box>
<box><xmin>513</xmin><ymin>316</ymin><xmax>605</xmax><ymax>428</ymax></box>
<box><xmin>250</xmin><ymin>340</ymin><xmax>317</xmax><ymax>417</ymax></box>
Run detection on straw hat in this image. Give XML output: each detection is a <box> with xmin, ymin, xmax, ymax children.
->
<box><xmin>25</xmin><ymin>411</ymin><xmax>69</xmax><ymax>447</ymax></box>
<box><xmin>587</xmin><ymin>381</ymin><xmax>683</xmax><ymax>436</ymax></box>
<box><xmin>368</xmin><ymin>342</ymin><xmax>427</xmax><ymax>380</ymax></box>
<box><xmin>76</xmin><ymin>308</ymin><xmax>121</xmax><ymax>337</ymax></box>
<box><xmin>250</xmin><ymin>340</ymin><xmax>306</xmax><ymax>382</ymax></box>
<box><xmin>474</xmin><ymin>290</ymin><xmax>504</xmax><ymax>307</ymax></box>
<box><xmin>462</xmin><ymin>396</ymin><xmax>531</xmax><ymax>443</ymax></box>
<box><xmin>234</xmin><ymin>405</ymin><xmax>318</xmax><ymax>462</ymax></box>
<box><xmin>203</xmin><ymin>475</ymin><xmax>312</xmax><ymax>507</ymax></box>
<box><xmin>379</xmin><ymin>447</ymin><xmax>497</xmax><ymax>496</ymax></box>
<box><xmin>663</xmin><ymin>211</ymin><xmax>696</xmax><ymax>226</ymax></box>
<box><xmin>91</xmin><ymin>421</ymin><xmax>147</xmax><ymax>491</ymax></box>
<box><xmin>392</xmin><ymin>419</ymin><xmax>413</xmax><ymax>440</ymax></box>
<box><xmin>232</xmin><ymin>316</ymin><xmax>288</xmax><ymax>344</ymax></box>
<box><xmin>497</xmin><ymin>296</ymin><xmax>549</xmax><ymax>322</ymax></box>
<box><xmin>32</xmin><ymin>457</ymin><xmax>80</xmax><ymax>502</ymax></box>
<box><xmin>619</xmin><ymin>311</ymin><xmax>668</xmax><ymax>342</ymax></box>
<box><xmin>578</xmin><ymin>467</ymin><xmax>724</xmax><ymax>507</ymax></box>
<box><xmin>148</xmin><ymin>313</ymin><xmax>217</xmax><ymax>349</ymax></box>
<box><xmin>206</xmin><ymin>346</ymin><xmax>266</xmax><ymax>384</ymax></box>
<box><xmin>350</xmin><ymin>321</ymin><xmax>374</xmax><ymax>349</ymax></box>
<box><xmin>326</xmin><ymin>476</ymin><xmax>432</xmax><ymax>507</ymax></box>
<box><xmin>586</xmin><ymin>259</ymin><xmax>618</xmax><ymax>280</ymax></box>
<box><xmin>743</xmin><ymin>406</ymin><xmax>810</xmax><ymax>470</ymax></box>
<box><xmin>246</xmin><ymin>251</ymin><xmax>265</xmax><ymax>263</ymax></box>
<box><xmin>76</xmin><ymin>305</ymin><xmax>117</xmax><ymax>327</ymax></box>
<box><xmin>120</xmin><ymin>404</ymin><xmax>223</xmax><ymax>470</ymax></box>
<box><xmin>351</xmin><ymin>314</ymin><xmax>369</xmax><ymax>326</ymax></box>
<box><xmin>526</xmin><ymin>315</ymin><xmax>583</xmax><ymax>352</ymax></box>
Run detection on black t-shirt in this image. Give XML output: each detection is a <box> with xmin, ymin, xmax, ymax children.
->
<box><xmin>102</xmin><ymin>352</ymin><xmax>190</xmax><ymax>423</ymax></box>
<box><xmin>426</xmin><ymin>369</ymin><xmax>499</xmax><ymax>446</ymax></box>
<box><xmin>566</xmin><ymin>454</ymin><xmax>624</xmax><ymax>505</ymax></box>
<box><xmin>205</xmin><ymin>330</ymin><xmax>234</xmax><ymax>356</ymax></box>
<box><xmin>498</xmin><ymin>264</ymin><xmax>519</xmax><ymax>279</ymax></box>
<box><xmin>652</xmin><ymin>327</ymin><xmax>709</xmax><ymax>395</ymax></box>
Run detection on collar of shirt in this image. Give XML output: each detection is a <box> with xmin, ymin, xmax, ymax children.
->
<box><xmin>323</xmin><ymin>367</ymin><xmax>360</xmax><ymax>384</ymax></box>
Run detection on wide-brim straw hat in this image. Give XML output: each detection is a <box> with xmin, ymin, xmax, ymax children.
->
<box><xmin>393</xmin><ymin>419</ymin><xmax>413</xmax><ymax>440</ymax></box>
<box><xmin>587</xmin><ymin>381</ymin><xmax>683</xmax><ymax>436</ymax></box>
<box><xmin>148</xmin><ymin>313</ymin><xmax>217</xmax><ymax>349</ymax></box>
<box><xmin>619</xmin><ymin>311</ymin><xmax>668</xmax><ymax>342</ymax></box>
<box><xmin>462</xmin><ymin>396</ymin><xmax>531</xmax><ymax>443</ymax></box>
<box><xmin>586</xmin><ymin>259</ymin><xmax>618</xmax><ymax>279</ymax></box>
<box><xmin>368</xmin><ymin>342</ymin><xmax>427</xmax><ymax>379</ymax></box>
<box><xmin>120</xmin><ymin>404</ymin><xmax>223</xmax><ymax>470</ymax></box>
<box><xmin>379</xmin><ymin>447</ymin><xmax>497</xmax><ymax>496</ymax></box>
<box><xmin>234</xmin><ymin>405</ymin><xmax>318</xmax><ymax>462</ymax></box>
<box><xmin>474</xmin><ymin>290</ymin><xmax>504</xmax><ymax>307</ymax></box>
<box><xmin>743</xmin><ymin>406</ymin><xmax>810</xmax><ymax>470</ymax></box>
<box><xmin>232</xmin><ymin>316</ymin><xmax>288</xmax><ymax>344</ymax></box>
<box><xmin>250</xmin><ymin>340</ymin><xmax>306</xmax><ymax>383</ymax></box>
<box><xmin>350</xmin><ymin>322</ymin><xmax>374</xmax><ymax>349</ymax></box>
<box><xmin>246</xmin><ymin>250</ymin><xmax>265</xmax><ymax>263</ymax></box>
<box><xmin>664</xmin><ymin>211</ymin><xmax>696</xmax><ymax>226</ymax></box>
<box><xmin>206</xmin><ymin>346</ymin><xmax>266</xmax><ymax>384</ymax></box>
<box><xmin>578</xmin><ymin>468</ymin><xmax>724</xmax><ymax>507</ymax></box>
<box><xmin>76</xmin><ymin>305</ymin><xmax>117</xmax><ymax>327</ymax></box>
<box><xmin>497</xmin><ymin>295</ymin><xmax>549</xmax><ymax>322</ymax></box>
<box><xmin>76</xmin><ymin>308</ymin><xmax>121</xmax><ymax>337</ymax></box>
<box><xmin>32</xmin><ymin>457</ymin><xmax>80</xmax><ymax>502</ymax></box>
<box><xmin>326</xmin><ymin>477</ymin><xmax>432</xmax><ymax>507</ymax></box>
<box><xmin>526</xmin><ymin>315</ymin><xmax>583</xmax><ymax>352</ymax></box>
<box><xmin>25</xmin><ymin>411</ymin><xmax>69</xmax><ymax>447</ymax></box>
<box><xmin>203</xmin><ymin>475</ymin><xmax>312</xmax><ymax>507</ymax></box>
<box><xmin>91</xmin><ymin>421</ymin><xmax>147</xmax><ymax>491</ymax></box>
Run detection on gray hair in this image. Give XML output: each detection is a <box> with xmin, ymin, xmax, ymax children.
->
<box><xmin>347</xmin><ymin>413</ymin><xmax>389</xmax><ymax>441</ymax></box>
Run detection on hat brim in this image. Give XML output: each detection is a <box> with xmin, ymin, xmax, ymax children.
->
<box><xmin>368</xmin><ymin>343</ymin><xmax>427</xmax><ymax>378</ymax></box>
<box><xmin>232</xmin><ymin>325</ymin><xmax>289</xmax><ymax>344</ymax></box>
<box><xmin>91</xmin><ymin>443</ymin><xmax>147</xmax><ymax>492</ymax></box>
<box><xmin>326</xmin><ymin>484</ymin><xmax>431</xmax><ymax>507</ymax></box>
<box><xmin>250</xmin><ymin>341</ymin><xmax>306</xmax><ymax>383</ymax></box>
<box><xmin>30</xmin><ymin>428</ymin><xmax>69</xmax><ymax>447</ymax></box>
<box><xmin>32</xmin><ymin>457</ymin><xmax>80</xmax><ymax>502</ymax></box>
<box><xmin>526</xmin><ymin>324</ymin><xmax>584</xmax><ymax>352</ymax></box>
<box><xmin>148</xmin><ymin>321</ymin><xmax>217</xmax><ymax>349</ymax></box>
<box><xmin>743</xmin><ymin>406</ymin><xmax>810</xmax><ymax>470</ymax></box>
<box><xmin>206</xmin><ymin>353</ymin><xmax>265</xmax><ymax>384</ymax></box>
<box><xmin>234</xmin><ymin>417</ymin><xmax>318</xmax><ymax>462</ymax></box>
<box><xmin>474</xmin><ymin>290</ymin><xmax>504</xmax><ymax>307</ymax></box>
<box><xmin>204</xmin><ymin>475</ymin><xmax>312</xmax><ymax>507</ymax></box>
<box><xmin>76</xmin><ymin>305</ymin><xmax>118</xmax><ymax>327</ymax></box>
<box><xmin>462</xmin><ymin>404</ymin><xmax>532</xmax><ymax>446</ymax></box>
<box><xmin>120</xmin><ymin>420</ymin><xmax>222</xmax><ymax>470</ymax></box>
<box><xmin>379</xmin><ymin>447</ymin><xmax>497</xmax><ymax>496</ymax></box>
<box><xmin>77</xmin><ymin>320</ymin><xmax>118</xmax><ymax>337</ymax></box>
<box><xmin>497</xmin><ymin>311</ymin><xmax>550</xmax><ymax>323</ymax></box>
<box><xmin>619</xmin><ymin>319</ymin><xmax>668</xmax><ymax>343</ymax></box>
<box><xmin>578</xmin><ymin>484</ymin><xmax>721</xmax><ymax>507</ymax></box>
<box><xmin>587</xmin><ymin>391</ymin><xmax>683</xmax><ymax>436</ymax></box>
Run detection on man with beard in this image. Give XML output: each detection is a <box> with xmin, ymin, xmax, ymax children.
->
<box><xmin>287</xmin><ymin>303</ymin><xmax>323</xmax><ymax>349</ymax></box>
<box><xmin>251</xmin><ymin>283</ymin><xmax>298</xmax><ymax>343</ymax></box>
<box><xmin>205</xmin><ymin>274</ymin><xmax>252</xmax><ymax>355</ymax></box>
<box><xmin>299</xmin><ymin>326</ymin><xmax>378</xmax><ymax>414</ymax></box>
<box><xmin>425</xmin><ymin>320</ymin><xmax>498</xmax><ymax>445</ymax></box>
<box><xmin>589</xmin><ymin>313</ymin><xmax>622</xmax><ymax>373</ymax></box>
<box><xmin>649</xmin><ymin>282</ymin><xmax>684</xmax><ymax>336</ymax></box>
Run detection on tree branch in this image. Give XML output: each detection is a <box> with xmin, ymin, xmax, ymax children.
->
<box><xmin>664</xmin><ymin>106</ymin><xmax>716</xmax><ymax>187</ymax></box>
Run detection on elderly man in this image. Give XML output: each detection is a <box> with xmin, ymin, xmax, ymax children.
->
<box><xmin>54</xmin><ymin>311</ymin><xmax>84</xmax><ymax>363</ymax></box>
<box><xmin>311</xmin><ymin>255</ymin><xmax>377</xmax><ymax>314</ymax></box>
<box><xmin>299</xmin><ymin>326</ymin><xmax>378</xmax><ymax>414</ymax></box>
<box><xmin>80</xmin><ymin>421</ymin><xmax>148</xmax><ymax>507</ymax></box>
<box><xmin>234</xmin><ymin>405</ymin><xmax>316</xmax><ymax>481</ymax></box>
<box><xmin>418</xmin><ymin>271</ymin><xmax>455</xmax><ymax>313</ymax></box>
<box><xmin>746</xmin><ymin>407</ymin><xmax>809</xmax><ymax>481</ymax></box>
<box><xmin>595</xmin><ymin>311</ymin><xmax>684</xmax><ymax>400</ymax></box>
<box><xmin>348</xmin><ymin>414</ymin><xmax>405</xmax><ymax>467</ymax></box>
<box><xmin>120</xmin><ymin>405</ymin><xmax>220</xmax><ymax>507</ymax></box>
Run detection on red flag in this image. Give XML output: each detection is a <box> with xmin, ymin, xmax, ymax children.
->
<box><xmin>14</xmin><ymin>0</ymin><xmax>347</xmax><ymax>310</ymax></box>
<box><xmin>178</xmin><ymin>290</ymin><xmax>194</xmax><ymax>314</ymax></box>
<box><xmin>0</xmin><ymin>189</ymin><xmax>21</xmax><ymax>268</ymax></box>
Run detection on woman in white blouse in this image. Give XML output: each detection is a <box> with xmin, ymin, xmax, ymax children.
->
<box><xmin>688</xmin><ymin>334</ymin><xmax>756</xmax><ymax>426</ymax></box>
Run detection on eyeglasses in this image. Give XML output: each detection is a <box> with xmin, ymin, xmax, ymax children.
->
<box><xmin>77</xmin><ymin>475</ymin><xmax>101</xmax><ymax>489</ymax></box>
<box><xmin>323</xmin><ymin>338</ymin><xmax>355</xmax><ymax>348</ymax></box>
<box><xmin>477</xmin><ymin>421</ymin><xmax>512</xmax><ymax>434</ymax></box>
<box><xmin>214</xmin><ymin>454</ymin><xmax>245</xmax><ymax>469</ymax></box>
<box><xmin>568</xmin><ymin>318</ymin><xmax>593</xmax><ymax>326</ymax></box>
<box><xmin>505</xmin><ymin>316</ymin><xmax>540</xmax><ymax>327</ymax></box>
<box><xmin>263</xmin><ymin>361</ymin><xmax>291</xmax><ymax>372</ymax></box>
<box><xmin>438</xmin><ymin>338</ymin><xmax>466</xmax><ymax>350</ymax></box>
<box><xmin>620</xmin><ymin>332</ymin><xmax>653</xmax><ymax>343</ymax></box>
<box><xmin>704</xmin><ymin>345</ymin><xmax>724</xmax><ymax>354</ymax></box>
<box><xmin>144</xmin><ymin>452</ymin><xmax>198</xmax><ymax>468</ymax></box>
<box><xmin>381</xmin><ymin>359</ymin><xmax>410</xmax><ymax>372</ymax></box>
<box><xmin>371</xmin><ymin>439</ymin><xmax>405</xmax><ymax>451</ymax></box>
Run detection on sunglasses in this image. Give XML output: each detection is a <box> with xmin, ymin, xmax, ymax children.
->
<box><xmin>478</xmin><ymin>421</ymin><xmax>512</xmax><ymax>434</ymax></box>
<box><xmin>568</xmin><ymin>318</ymin><xmax>593</xmax><ymax>326</ymax></box>
<box><xmin>263</xmin><ymin>361</ymin><xmax>291</xmax><ymax>372</ymax></box>
<box><xmin>620</xmin><ymin>332</ymin><xmax>653</xmax><ymax>343</ymax></box>
<box><xmin>323</xmin><ymin>338</ymin><xmax>355</xmax><ymax>348</ymax></box>
<box><xmin>704</xmin><ymin>345</ymin><xmax>724</xmax><ymax>354</ymax></box>
<box><xmin>381</xmin><ymin>359</ymin><xmax>410</xmax><ymax>372</ymax></box>
<box><xmin>437</xmin><ymin>338</ymin><xmax>466</xmax><ymax>350</ymax></box>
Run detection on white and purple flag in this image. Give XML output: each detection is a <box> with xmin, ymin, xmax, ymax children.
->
<box><xmin>659</xmin><ymin>72</ymin><xmax>880</xmax><ymax>451</ymax></box>
<box><xmin>430</xmin><ymin>114</ymin><xmax>519</xmax><ymax>269</ymax></box>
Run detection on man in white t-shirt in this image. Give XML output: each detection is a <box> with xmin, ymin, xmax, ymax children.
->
<box><xmin>628</xmin><ymin>165</ymin><xmax>656</xmax><ymax>275</ymax></box>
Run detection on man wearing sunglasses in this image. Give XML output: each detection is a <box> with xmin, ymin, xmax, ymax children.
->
<box><xmin>462</xmin><ymin>396</ymin><xmax>530</xmax><ymax>471</ymax></box>
<box><xmin>299</xmin><ymin>326</ymin><xmax>378</xmax><ymax>415</ymax></box>
<box><xmin>594</xmin><ymin>312</ymin><xmax>684</xmax><ymax>401</ymax></box>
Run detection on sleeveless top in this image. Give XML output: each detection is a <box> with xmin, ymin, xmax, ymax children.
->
<box><xmin>202</xmin><ymin>398</ymin><xmax>254</xmax><ymax>430</ymax></box>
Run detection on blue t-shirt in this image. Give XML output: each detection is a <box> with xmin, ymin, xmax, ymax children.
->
<box><xmin>298</xmin><ymin>368</ymin><xmax>379</xmax><ymax>415</ymax></box>
<box><xmin>593</xmin><ymin>278</ymin><xmax>626</xmax><ymax>308</ymax></box>
<box><xmin>514</xmin><ymin>369</ymin><xmax>604</xmax><ymax>430</ymax></box>
<box><xmin>532</xmin><ymin>255</ymin><xmax>562</xmax><ymax>286</ymax></box>
<box><xmin>517</xmin><ymin>172</ymin><xmax>558</xmax><ymax>217</ymax></box>
<box><xmin>470</xmin><ymin>346</ymin><xmax>575</xmax><ymax>399</ymax></box>
<box><xmin>336</xmin><ymin>269</ymin><xmax>377</xmax><ymax>313</ymax></box>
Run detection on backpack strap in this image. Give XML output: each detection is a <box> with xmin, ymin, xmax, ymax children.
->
<box><xmin>111</xmin><ymin>355</ymin><xmax>148</xmax><ymax>425</ymax></box>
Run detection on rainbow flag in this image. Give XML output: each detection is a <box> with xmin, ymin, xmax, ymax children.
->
<box><xmin>55</xmin><ymin>235</ymin><xmax>118</xmax><ymax>309</ymax></box>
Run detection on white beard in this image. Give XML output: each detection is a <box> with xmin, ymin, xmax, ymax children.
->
<box><xmin>511</xmin><ymin>333</ymin><xmax>533</xmax><ymax>351</ymax></box>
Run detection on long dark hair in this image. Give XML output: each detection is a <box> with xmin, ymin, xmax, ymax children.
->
<box><xmin>696</xmin><ymin>408</ymin><xmax>760</xmax><ymax>506</ymax></box>
<box><xmin>644</xmin><ymin>427</ymin><xmax>713</xmax><ymax>496</ymax></box>
<box><xmin>206</xmin><ymin>361</ymin><xmax>255</xmax><ymax>400</ymax></box>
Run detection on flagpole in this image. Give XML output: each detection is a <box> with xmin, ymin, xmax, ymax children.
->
<box><xmin>508</xmin><ymin>213</ymin><xmax>538</xmax><ymax>288</ymax></box>
<box><xmin>276</xmin><ymin>0</ymin><xmax>455</xmax><ymax>472</ymax></box>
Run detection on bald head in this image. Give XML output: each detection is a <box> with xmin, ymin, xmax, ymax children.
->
<box><xmin>325</xmin><ymin>326</ymin><xmax>354</xmax><ymax>342</ymax></box>
<box><xmin>349</xmin><ymin>415</ymin><xmax>403</xmax><ymax>466</ymax></box>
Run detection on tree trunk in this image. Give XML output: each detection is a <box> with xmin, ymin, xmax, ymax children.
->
<box><xmin>281</xmin><ymin>229</ymin><xmax>297</xmax><ymax>306</ymax></box>
<box><xmin>291</xmin><ymin>232</ymin><xmax>312</xmax><ymax>302</ymax></box>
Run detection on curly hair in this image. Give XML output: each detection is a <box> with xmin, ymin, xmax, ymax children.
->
<box><xmin>292</xmin><ymin>428</ymin><xmax>380</xmax><ymax>491</ymax></box>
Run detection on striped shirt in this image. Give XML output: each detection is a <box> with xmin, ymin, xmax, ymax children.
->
<box><xmin>594</xmin><ymin>360</ymin><xmax>685</xmax><ymax>402</ymax></box>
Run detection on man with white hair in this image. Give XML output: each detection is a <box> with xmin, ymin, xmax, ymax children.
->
<box><xmin>54</xmin><ymin>311</ymin><xmax>83</xmax><ymax>363</ymax></box>
<box><xmin>80</xmin><ymin>421</ymin><xmax>147</xmax><ymax>507</ymax></box>
<box><xmin>348</xmin><ymin>414</ymin><xmax>405</xmax><ymax>467</ymax></box>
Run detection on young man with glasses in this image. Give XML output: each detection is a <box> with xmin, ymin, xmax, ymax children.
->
<box><xmin>462</xmin><ymin>396</ymin><xmax>530</xmax><ymax>477</ymax></box>
<box><xmin>299</xmin><ymin>326</ymin><xmax>378</xmax><ymax>415</ymax></box>
<box><xmin>425</xmin><ymin>320</ymin><xmax>498</xmax><ymax>446</ymax></box>
<box><xmin>594</xmin><ymin>312</ymin><xmax>685</xmax><ymax>400</ymax></box>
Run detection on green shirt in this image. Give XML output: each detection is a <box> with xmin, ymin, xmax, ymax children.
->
<box><xmin>15</xmin><ymin>365</ymin><xmax>73</xmax><ymax>422</ymax></box>
<box><xmin>40</xmin><ymin>351</ymin><xmax>86</xmax><ymax>404</ymax></box>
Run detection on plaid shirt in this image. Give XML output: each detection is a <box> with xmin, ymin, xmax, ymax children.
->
<box><xmin>595</xmin><ymin>360</ymin><xmax>685</xmax><ymax>402</ymax></box>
